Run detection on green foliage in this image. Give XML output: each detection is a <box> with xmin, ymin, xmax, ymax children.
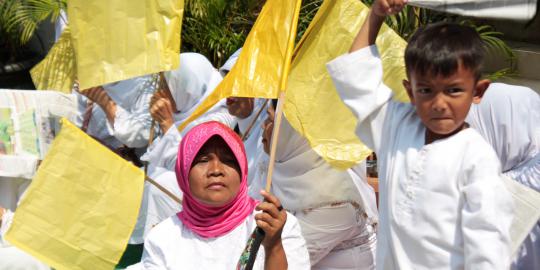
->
<box><xmin>181</xmin><ymin>0</ymin><xmax>264</xmax><ymax>68</ymax></box>
<box><xmin>181</xmin><ymin>0</ymin><xmax>324</xmax><ymax>67</ymax></box>
<box><xmin>0</xmin><ymin>0</ymin><xmax>66</xmax><ymax>46</ymax></box>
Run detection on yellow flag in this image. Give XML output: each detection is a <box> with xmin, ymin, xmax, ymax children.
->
<box><xmin>30</xmin><ymin>27</ymin><xmax>77</xmax><ymax>93</ymax></box>
<box><xmin>5</xmin><ymin>119</ymin><xmax>144</xmax><ymax>270</ymax></box>
<box><xmin>68</xmin><ymin>0</ymin><xmax>184</xmax><ymax>90</ymax></box>
<box><xmin>178</xmin><ymin>0</ymin><xmax>302</xmax><ymax>131</ymax></box>
<box><xmin>284</xmin><ymin>0</ymin><xmax>409</xmax><ymax>169</ymax></box>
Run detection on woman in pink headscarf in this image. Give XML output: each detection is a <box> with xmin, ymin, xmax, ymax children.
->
<box><xmin>139</xmin><ymin>121</ymin><xmax>310</xmax><ymax>269</ymax></box>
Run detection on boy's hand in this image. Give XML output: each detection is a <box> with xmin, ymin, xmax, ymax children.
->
<box><xmin>372</xmin><ymin>0</ymin><xmax>408</xmax><ymax>17</ymax></box>
<box><xmin>255</xmin><ymin>190</ymin><xmax>287</xmax><ymax>253</ymax></box>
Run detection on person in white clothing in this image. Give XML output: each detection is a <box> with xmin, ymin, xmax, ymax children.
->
<box><xmin>327</xmin><ymin>1</ymin><xmax>513</xmax><ymax>269</ymax></box>
<box><xmin>466</xmin><ymin>83</ymin><xmax>540</xmax><ymax>270</ymax></box>
<box><xmin>262</xmin><ymin>100</ymin><xmax>378</xmax><ymax>269</ymax></box>
<box><xmin>139</xmin><ymin>121</ymin><xmax>310</xmax><ymax>269</ymax></box>
<box><xmin>131</xmin><ymin>53</ymin><xmax>237</xmax><ymax>244</ymax></box>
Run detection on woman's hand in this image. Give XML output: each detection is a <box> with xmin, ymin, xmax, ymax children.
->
<box><xmin>80</xmin><ymin>86</ymin><xmax>117</xmax><ymax>124</ymax></box>
<box><xmin>150</xmin><ymin>91</ymin><xmax>175</xmax><ymax>133</ymax></box>
<box><xmin>256</xmin><ymin>191</ymin><xmax>287</xmax><ymax>250</ymax></box>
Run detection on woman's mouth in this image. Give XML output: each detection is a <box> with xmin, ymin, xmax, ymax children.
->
<box><xmin>207</xmin><ymin>182</ymin><xmax>226</xmax><ymax>190</ymax></box>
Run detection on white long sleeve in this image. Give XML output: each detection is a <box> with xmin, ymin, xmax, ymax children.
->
<box><xmin>327</xmin><ymin>45</ymin><xmax>393</xmax><ymax>153</ymax></box>
<box><xmin>461</xmin><ymin>144</ymin><xmax>513</xmax><ymax>269</ymax></box>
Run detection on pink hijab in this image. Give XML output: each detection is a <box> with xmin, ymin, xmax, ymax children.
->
<box><xmin>175</xmin><ymin>121</ymin><xmax>258</xmax><ymax>238</ymax></box>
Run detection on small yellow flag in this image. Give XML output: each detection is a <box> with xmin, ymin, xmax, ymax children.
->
<box><xmin>284</xmin><ymin>0</ymin><xmax>409</xmax><ymax>169</ymax></box>
<box><xmin>178</xmin><ymin>0</ymin><xmax>302</xmax><ymax>131</ymax></box>
<box><xmin>68</xmin><ymin>0</ymin><xmax>184</xmax><ymax>90</ymax></box>
<box><xmin>30</xmin><ymin>27</ymin><xmax>77</xmax><ymax>93</ymax></box>
<box><xmin>5</xmin><ymin>119</ymin><xmax>144</xmax><ymax>270</ymax></box>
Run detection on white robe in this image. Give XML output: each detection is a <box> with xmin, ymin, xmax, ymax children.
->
<box><xmin>328</xmin><ymin>45</ymin><xmax>513</xmax><ymax>269</ymax></box>
<box><xmin>139</xmin><ymin>211</ymin><xmax>310</xmax><ymax>270</ymax></box>
<box><xmin>467</xmin><ymin>83</ymin><xmax>540</xmax><ymax>270</ymax></box>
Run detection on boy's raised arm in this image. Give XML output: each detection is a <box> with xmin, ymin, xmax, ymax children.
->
<box><xmin>350</xmin><ymin>0</ymin><xmax>407</xmax><ymax>52</ymax></box>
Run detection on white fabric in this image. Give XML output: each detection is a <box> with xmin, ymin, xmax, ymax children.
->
<box><xmin>328</xmin><ymin>45</ymin><xmax>513</xmax><ymax>270</ymax></box>
<box><xmin>295</xmin><ymin>202</ymin><xmax>377</xmax><ymax>268</ymax></box>
<box><xmin>219</xmin><ymin>48</ymin><xmax>242</xmax><ymax>75</ymax></box>
<box><xmin>1</xmin><ymin>209</ymin><xmax>50</xmax><ymax>269</ymax></box>
<box><xmin>270</xmin><ymin>103</ymin><xmax>378</xmax><ymax>268</ymax></box>
<box><xmin>467</xmin><ymin>83</ymin><xmax>540</xmax><ymax>270</ymax></box>
<box><xmin>272</xmin><ymin>116</ymin><xmax>375</xmax><ymax>214</ymax></box>
<box><xmin>73</xmin><ymin>75</ymin><xmax>155</xmax><ymax>149</ymax></box>
<box><xmin>0</xmin><ymin>178</ymin><xmax>30</xmax><ymax>211</ymax></box>
<box><xmin>407</xmin><ymin>0</ymin><xmax>537</xmax><ymax>20</ymax></box>
<box><xmin>237</xmin><ymin>99</ymin><xmax>268</xmax><ymax>200</ymax></box>
<box><xmin>132</xmin><ymin>168</ymin><xmax>183</xmax><ymax>244</ymax></box>
<box><xmin>54</xmin><ymin>10</ymin><xmax>67</xmax><ymax>42</ymax></box>
<box><xmin>467</xmin><ymin>83</ymin><xmax>540</xmax><ymax>191</ymax></box>
<box><xmin>139</xmin><ymin>211</ymin><xmax>310</xmax><ymax>270</ymax></box>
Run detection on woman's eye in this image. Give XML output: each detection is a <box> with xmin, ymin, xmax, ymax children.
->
<box><xmin>196</xmin><ymin>156</ymin><xmax>209</xmax><ymax>163</ymax></box>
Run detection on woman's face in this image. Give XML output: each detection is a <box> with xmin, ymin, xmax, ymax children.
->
<box><xmin>188</xmin><ymin>136</ymin><xmax>242</xmax><ymax>207</ymax></box>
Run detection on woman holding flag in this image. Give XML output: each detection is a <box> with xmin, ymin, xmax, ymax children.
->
<box><xmin>138</xmin><ymin>121</ymin><xmax>310</xmax><ymax>269</ymax></box>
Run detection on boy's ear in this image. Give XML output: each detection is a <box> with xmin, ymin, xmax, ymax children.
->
<box><xmin>472</xmin><ymin>79</ymin><xmax>490</xmax><ymax>104</ymax></box>
<box><xmin>403</xmin><ymin>80</ymin><xmax>414</xmax><ymax>102</ymax></box>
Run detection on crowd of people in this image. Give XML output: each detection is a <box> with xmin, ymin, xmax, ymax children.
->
<box><xmin>1</xmin><ymin>0</ymin><xmax>539</xmax><ymax>269</ymax></box>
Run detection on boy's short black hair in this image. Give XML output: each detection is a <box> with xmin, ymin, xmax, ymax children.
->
<box><xmin>405</xmin><ymin>22</ymin><xmax>485</xmax><ymax>80</ymax></box>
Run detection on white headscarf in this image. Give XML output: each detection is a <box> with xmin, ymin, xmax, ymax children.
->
<box><xmin>165</xmin><ymin>53</ymin><xmax>223</xmax><ymax>123</ymax></box>
<box><xmin>271</xmin><ymin>111</ymin><xmax>377</xmax><ymax>219</ymax></box>
<box><xmin>219</xmin><ymin>48</ymin><xmax>242</xmax><ymax>76</ymax></box>
<box><xmin>466</xmin><ymin>83</ymin><xmax>540</xmax><ymax>191</ymax></box>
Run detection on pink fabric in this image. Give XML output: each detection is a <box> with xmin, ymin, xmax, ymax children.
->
<box><xmin>175</xmin><ymin>121</ymin><xmax>258</xmax><ymax>238</ymax></box>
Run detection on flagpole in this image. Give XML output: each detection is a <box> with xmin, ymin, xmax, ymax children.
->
<box><xmin>241</xmin><ymin>99</ymin><xmax>270</xmax><ymax>141</ymax></box>
<box><xmin>145</xmin><ymin>175</ymin><xmax>182</xmax><ymax>204</ymax></box>
<box><xmin>264</xmin><ymin>0</ymin><xmax>302</xmax><ymax>193</ymax></box>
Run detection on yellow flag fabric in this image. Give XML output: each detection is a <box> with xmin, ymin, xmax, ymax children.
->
<box><xmin>30</xmin><ymin>27</ymin><xmax>77</xmax><ymax>93</ymax></box>
<box><xmin>67</xmin><ymin>0</ymin><xmax>184</xmax><ymax>90</ymax></box>
<box><xmin>284</xmin><ymin>0</ymin><xmax>409</xmax><ymax>169</ymax></box>
<box><xmin>178</xmin><ymin>0</ymin><xmax>302</xmax><ymax>131</ymax></box>
<box><xmin>5</xmin><ymin>119</ymin><xmax>144</xmax><ymax>270</ymax></box>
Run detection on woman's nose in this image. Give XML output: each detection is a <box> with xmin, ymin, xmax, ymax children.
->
<box><xmin>207</xmin><ymin>158</ymin><xmax>224</xmax><ymax>176</ymax></box>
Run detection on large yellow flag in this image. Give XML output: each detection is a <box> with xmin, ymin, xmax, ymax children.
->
<box><xmin>68</xmin><ymin>0</ymin><xmax>184</xmax><ymax>90</ymax></box>
<box><xmin>178</xmin><ymin>0</ymin><xmax>302</xmax><ymax>131</ymax></box>
<box><xmin>284</xmin><ymin>0</ymin><xmax>409</xmax><ymax>169</ymax></box>
<box><xmin>30</xmin><ymin>27</ymin><xmax>77</xmax><ymax>93</ymax></box>
<box><xmin>5</xmin><ymin>119</ymin><xmax>144</xmax><ymax>270</ymax></box>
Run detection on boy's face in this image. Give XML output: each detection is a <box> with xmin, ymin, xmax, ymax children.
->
<box><xmin>403</xmin><ymin>63</ymin><xmax>490</xmax><ymax>138</ymax></box>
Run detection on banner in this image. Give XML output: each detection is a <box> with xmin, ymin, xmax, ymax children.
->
<box><xmin>0</xmin><ymin>90</ymin><xmax>78</xmax><ymax>178</ymax></box>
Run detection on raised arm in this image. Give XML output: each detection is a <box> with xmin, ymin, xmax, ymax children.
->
<box><xmin>350</xmin><ymin>0</ymin><xmax>406</xmax><ymax>52</ymax></box>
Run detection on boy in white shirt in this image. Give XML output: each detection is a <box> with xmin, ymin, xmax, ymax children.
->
<box><xmin>327</xmin><ymin>0</ymin><xmax>513</xmax><ymax>269</ymax></box>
